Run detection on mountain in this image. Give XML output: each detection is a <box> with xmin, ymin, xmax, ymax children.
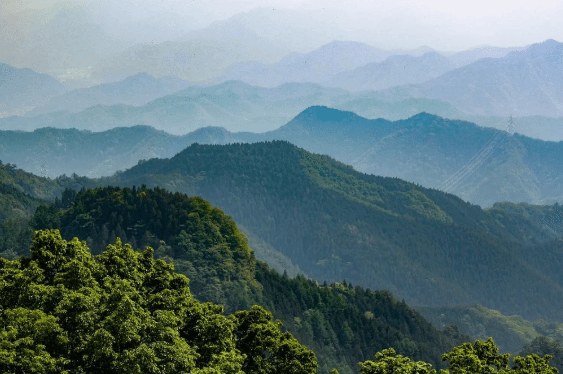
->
<box><xmin>260</xmin><ymin>107</ymin><xmax>563</xmax><ymax>207</ymax></box>
<box><xmin>93</xmin><ymin>18</ymin><xmax>292</xmax><ymax>83</ymax></box>
<box><xmin>25</xmin><ymin>185</ymin><xmax>465</xmax><ymax>374</ymax></box>
<box><xmin>218</xmin><ymin>41</ymin><xmax>387</xmax><ymax>87</ymax></box>
<box><xmin>0</xmin><ymin>126</ymin><xmax>193</xmax><ymax>178</ymax></box>
<box><xmin>0</xmin><ymin>161</ymin><xmax>87</xmax><ymax>258</ymax></box>
<box><xmin>413</xmin><ymin>39</ymin><xmax>563</xmax><ymax>117</ymax></box>
<box><xmin>91</xmin><ymin>140</ymin><xmax>563</xmax><ymax>323</ymax></box>
<box><xmin>326</xmin><ymin>52</ymin><xmax>454</xmax><ymax>92</ymax></box>
<box><xmin>0</xmin><ymin>63</ymin><xmax>66</xmax><ymax>116</ymax></box>
<box><xmin>0</xmin><ymin>81</ymin><xmax>352</xmax><ymax>134</ymax></box>
<box><xmin>446</xmin><ymin>45</ymin><xmax>528</xmax><ymax>68</ymax></box>
<box><xmin>4</xmin><ymin>107</ymin><xmax>563</xmax><ymax>207</ymax></box>
<box><xmin>418</xmin><ymin>304</ymin><xmax>563</xmax><ymax>355</ymax></box>
<box><xmin>27</xmin><ymin>73</ymin><xmax>190</xmax><ymax>116</ymax></box>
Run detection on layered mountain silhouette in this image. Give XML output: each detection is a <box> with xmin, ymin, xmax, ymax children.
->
<box><xmin>3</xmin><ymin>107</ymin><xmax>563</xmax><ymax>207</ymax></box>
<box><xmin>97</xmin><ymin>141</ymin><xmax>563</xmax><ymax>322</ymax></box>
<box><xmin>326</xmin><ymin>52</ymin><xmax>454</xmax><ymax>92</ymax></box>
<box><xmin>218</xmin><ymin>41</ymin><xmax>387</xmax><ymax>87</ymax></box>
<box><xmin>27</xmin><ymin>73</ymin><xmax>190</xmax><ymax>116</ymax></box>
<box><xmin>410</xmin><ymin>39</ymin><xmax>563</xmax><ymax>117</ymax></box>
<box><xmin>0</xmin><ymin>63</ymin><xmax>66</xmax><ymax>116</ymax></box>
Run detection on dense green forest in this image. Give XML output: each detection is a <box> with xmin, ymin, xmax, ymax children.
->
<box><xmin>98</xmin><ymin>141</ymin><xmax>563</xmax><ymax>322</ymax></box>
<box><xmin>26</xmin><ymin>186</ymin><xmax>468</xmax><ymax>373</ymax></box>
<box><xmin>1</xmin><ymin>230</ymin><xmax>559</xmax><ymax>373</ymax></box>
<box><xmin>3</xmin><ymin>143</ymin><xmax>563</xmax><ymax>370</ymax></box>
<box><xmin>0</xmin><ymin>229</ymin><xmax>317</xmax><ymax>373</ymax></box>
<box><xmin>419</xmin><ymin>304</ymin><xmax>563</xmax><ymax>354</ymax></box>
<box><xmin>0</xmin><ymin>160</ymin><xmax>88</xmax><ymax>259</ymax></box>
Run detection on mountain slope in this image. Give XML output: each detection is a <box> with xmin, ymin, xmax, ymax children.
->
<box><xmin>219</xmin><ymin>41</ymin><xmax>386</xmax><ymax>87</ymax></box>
<box><xmin>0</xmin><ymin>63</ymin><xmax>66</xmax><ymax>116</ymax></box>
<box><xmin>28</xmin><ymin>185</ymin><xmax>464</xmax><ymax>373</ymax></box>
<box><xmin>4</xmin><ymin>106</ymin><xmax>563</xmax><ymax>206</ymax></box>
<box><xmin>0</xmin><ymin>81</ymin><xmax>352</xmax><ymax>134</ymax></box>
<box><xmin>262</xmin><ymin>107</ymin><xmax>563</xmax><ymax>207</ymax></box>
<box><xmin>28</xmin><ymin>73</ymin><xmax>190</xmax><ymax>115</ymax></box>
<box><xmin>418</xmin><ymin>304</ymin><xmax>563</xmax><ymax>355</ymax></box>
<box><xmin>98</xmin><ymin>141</ymin><xmax>563</xmax><ymax>322</ymax></box>
<box><xmin>327</xmin><ymin>52</ymin><xmax>454</xmax><ymax>92</ymax></box>
<box><xmin>414</xmin><ymin>39</ymin><xmax>563</xmax><ymax>117</ymax></box>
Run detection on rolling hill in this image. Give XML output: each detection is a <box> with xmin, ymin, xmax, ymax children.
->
<box><xmin>92</xmin><ymin>140</ymin><xmax>563</xmax><ymax>322</ymax></box>
<box><xmin>11</xmin><ymin>185</ymin><xmax>465</xmax><ymax>374</ymax></box>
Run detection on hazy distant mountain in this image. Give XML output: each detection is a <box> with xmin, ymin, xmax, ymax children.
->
<box><xmin>0</xmin><ymin>63</ymin><xmax>66</xmax><ymax>116</ymax></box>
<box><xmin>0</xmin><ymin>81</ymin><xmax>352</xmax><ymax>134</ymax></box>
<box><xmin>414</xmin><ymin>39</ymin><xmax>563</xmax><ymax>117</ymax></box>
<box><xmin>447</xmin><ymin>45</ymin><xmax>528</xmax><ymax>68</ymax></box>
<box><xmin>219</xmin><ymin>41</ymin><xmax>387</xmax><ymax>87</ymax></box>
<box><xmin>327</xmin><ymin>52</ymin><xmax>454</xmax><ymax>92</ymax></box>
<box><xmin>93</xmin><ymin>18</ymin><xmax>292</xmax><ymax>83</ymax></box>
<box><xmin>28</xmin><ymin>73</ymin><xmax>191</xmax><ymax>115</ymax></box>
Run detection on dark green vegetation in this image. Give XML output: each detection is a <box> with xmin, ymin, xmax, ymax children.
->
<box><xmin>28</xmin><ymin>186</ymin><xmax>465</xmax><ymax>374</ymax></box>
<box><xmin>418</xmin><ymin>304</ymin><xmax>563</xmax><ymax>354</ymax></box>
<box><xmin>356</xmin><ymin>338</ymin><xmax>559</xmax><ymax>374</ymax></box>
<box><xmin>0</xmin><ymin>161</ymin><xmax>85</xmax><ymax>259</ymax></box>
<box><xmin>92</xmin><ymin>141</ymin><xmax>563</xmax><ymax>322</ymax></box>
<box><xmin>0</xmin><ymin>229</ymin><xmax>317</xmax><ymax>373</ymax></box>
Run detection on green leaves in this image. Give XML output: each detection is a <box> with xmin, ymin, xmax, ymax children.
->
<box><xmin>361</xmin><ymin>339</ymin><xmax>560</xmax><ymax>374</ymax></box>
<box><xmin>358</xmin><ymin>348</ymin><xmax>436</xmax><ymax>374</ymax></box>
<box><xmin>233</xmin><ymin>305</ymin><xmax>318</xmax><ymax>374</ymax></box>
<box><xmin>0</xmin><ymin>229</ymin><xmax>317</xmax><ymax>373</ymax></box>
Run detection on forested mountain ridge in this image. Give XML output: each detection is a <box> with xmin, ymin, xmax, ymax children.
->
<box><xmin>23</xmin><ymin>186</ymin><xmax>465</xmax><ymax>373</ymax></box>
<box><xmin>261</xmin><ymin>107</ymin><xmax>563</xmax><ymax>207</ymax></box>
<box><xmin>95</xmin><ymin>141</ymin><xmax>563</xmax><ymax>322</ymax></box>
<box><xmin>418</xmin><ymin>304</ymin><xmax>563</xmax><ymax>355</ymax></box>
<box><xmin>4</xmin><ymin>106</ymin><xmax>563</xmax><ymax>207</ymax></box>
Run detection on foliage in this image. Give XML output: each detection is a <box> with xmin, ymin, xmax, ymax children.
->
<box><xmin>358</xmin><ymin>348</ymin><xmax>436</xmax><ymax>374</ymax></box>
<box><xmin>418</xmin><ymin>304</ymin><xmax>563</xmax><ymax>355</ymax></box>
<box><xmin>103</xmin><ymin>141</ymin><xmax>563</xmax><ymax>322</ymax></box>
<box><xmin>24</xmin><ymin>186</ymin><xmax>465</xmax><ymax>374</ymax></box>
<box><xmin>0</xmin><ymin>229</ymin><xmax>317</xmax><ymax>374</ymax></box>
<box><xmin>361</xmin><ymin>338</ymin><xmax>558</xmax><ymax>374</ymax></box>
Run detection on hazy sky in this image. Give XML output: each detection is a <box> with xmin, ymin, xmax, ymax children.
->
<box><xmin>2</xmin><ymin>0</ymin><xmax>562</xmax><ymax>51</ymax></box>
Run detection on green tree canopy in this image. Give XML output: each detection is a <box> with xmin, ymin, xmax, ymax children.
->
<box><xmin>0</xmin><ymin>229</ymin><xmax>317</xmax><ymax>374</ymax></box>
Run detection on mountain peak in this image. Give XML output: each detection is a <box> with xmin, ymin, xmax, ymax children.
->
<box><xmin>295</xmin><ymin>106</ymin><xmax>359</xmax><ymax>123</ymax></box>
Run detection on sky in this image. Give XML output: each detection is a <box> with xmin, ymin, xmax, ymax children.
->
<box><xmin>2</xmin><ymin>0</ymin><xmax>562</xmax><ymax>51</ymax></box>
<box><xmin>1</xmin><ymin>0</ymin><xmax>563</xmax><ymax>83</ymax></box>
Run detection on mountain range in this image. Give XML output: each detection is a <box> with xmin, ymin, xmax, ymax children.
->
<box><xmin>83</xmin><ymin>140</ymin><xmax>563</xmax><ymax>323</ymax></box>
<box><xmin>0</xmin><ymin>163</ymin><xmax>468</xmax><ymax>374</ymax></box>
<box><xmin>3</xmin><ymin>107</ymin><xmax>563</xmax><ymax>207</ymax></box>
<box><xmin>26</xmin><ymin>73</ymin><xmax>191</xmax><ymax>116</ymax></box>
<box><xmin>0</xmin><ymin>63</ymin><xmax>66</xmax><ymax>117</ymax></box>
<box><xmin>407</xmin><ymin>39</ymin><xmax>563</xmax><ymax>117</ymax></box>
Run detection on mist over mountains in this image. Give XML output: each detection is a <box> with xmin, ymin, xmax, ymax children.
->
<box><xmin>2</xmin><ymin>107</ymin><xmax>563</xmax><ymax>208</ymax></box>
<box><xmin>4</xmin><ymin>4</ymin><xmax>563</xmax><ymax>372</ymax></box>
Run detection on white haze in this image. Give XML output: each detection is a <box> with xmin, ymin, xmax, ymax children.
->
<box><xmin>1</xmin><ymin>0</ymin><xmax>562</xmax><ymax>83</ymax></box>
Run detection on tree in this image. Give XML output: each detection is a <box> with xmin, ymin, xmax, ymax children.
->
<box><xmin>441</xmin><ymin>338</ymin><xmax>559</xmax><ymax>374</ymax></box>
<box><xmin>0</xmin><ymin>229</ymin><xmax>317</xmax><ymax>374</ymax></box>
<box><xmin>358</xmin><ymin>348</ymin><xmax>436</xmax><ymax>374</ymax></box>
<box><xmin>233</xmin><ymin>305</ymin><xmax>318</xmax><ymax>374</ymax></box>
